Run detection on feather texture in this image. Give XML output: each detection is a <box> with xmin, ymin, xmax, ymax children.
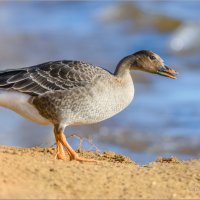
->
<box><xmin>0</xmin><ymin>61</ymin><xmax>111</xmax><ymax>96</ymax></box>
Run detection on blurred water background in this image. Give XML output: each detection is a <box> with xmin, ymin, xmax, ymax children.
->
<box><xmin>0</xmin><ymin>1</ymin><xmax>199</xmax><ymax>164</ymax></box>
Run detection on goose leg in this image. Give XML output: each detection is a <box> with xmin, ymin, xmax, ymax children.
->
<box><xmin>55</xmin><ymin>140</ymin><xmax>69</xmax><ymax>160</ymax></box>
<box><xmin>54</xmin><ymin>124</ymin><xmax>97</xmax><ymax>163</ymax></box>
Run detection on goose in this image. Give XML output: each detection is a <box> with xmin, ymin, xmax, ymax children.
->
<box><xmin>0</xmin><ymin>50</ymin><xmax>177</xmax><ymax>162</ymax></box>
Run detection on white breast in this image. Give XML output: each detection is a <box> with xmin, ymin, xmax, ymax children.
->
<box><xmin>0</xmin><ymin>90</ymin><xmax>51</xmax><ymax>125</ymax></box>
<box><xmin>78</xmin><ymin>73</ymin><xmax>134</xmax><ymax>124</ymax></box>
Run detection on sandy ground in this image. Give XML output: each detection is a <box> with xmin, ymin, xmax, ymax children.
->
<box><xmin>0</xmin><ymin>146</ymin><xmax>200</xmax><ymax>199</ymax></box>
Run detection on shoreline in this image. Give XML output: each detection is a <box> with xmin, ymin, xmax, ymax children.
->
<box><xmin>0</xmin><ymin>146</ymin><xmax>200</xmax><ymax>199</ymax></box>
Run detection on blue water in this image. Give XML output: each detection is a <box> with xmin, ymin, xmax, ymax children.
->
<box><xmin>0</xmin><ymin>1</ymin><xmax>199</xmax><ymax>163</ymax></box>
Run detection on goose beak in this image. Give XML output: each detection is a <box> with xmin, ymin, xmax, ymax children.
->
<box><xmin>157</xmin><ymin>65</ymin><xmax>178</xmax><ymax>79</ymax></box>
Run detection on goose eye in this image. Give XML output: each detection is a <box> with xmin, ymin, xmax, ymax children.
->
<box><xmin>150</xmin><ymin>55</ymin><xmax>156</xmax><ymax>60</ymax></box>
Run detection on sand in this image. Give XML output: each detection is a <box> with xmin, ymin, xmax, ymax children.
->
<box><xmin>0</xmin><ymin>146</ymin><xmax>200</xmax><ymax>199</ymax></box>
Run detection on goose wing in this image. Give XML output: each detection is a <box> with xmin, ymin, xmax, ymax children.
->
<box><xmin>0</xmin><ymin>60</ymin><xmax>110</xmax><ymax>96</ymax></box>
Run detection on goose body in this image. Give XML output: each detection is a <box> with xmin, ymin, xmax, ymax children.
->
<box><xmin>0</xmin><ymin>61</ymin><xmax>134</xmax><ymax>126</ymax></box>
<box><xmin>0</xmin><ymin>50</ymin><xmax>177</xmax><ymax>162</ymax></box>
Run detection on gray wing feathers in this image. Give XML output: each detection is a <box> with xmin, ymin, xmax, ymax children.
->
<box><xmin>0</xmin><ymin>61</ymin><xmax>109</xmax><ymax>96</ymax></box>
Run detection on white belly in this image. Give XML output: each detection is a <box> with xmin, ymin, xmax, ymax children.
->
<box><xmin>0</xmin><ymin>90</ymin><xmax>51</xmax><ymax>125</ymax></box>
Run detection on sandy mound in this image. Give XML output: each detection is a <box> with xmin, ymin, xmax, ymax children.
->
<box><xmin>0</xmin><ymin>146</ymin><xmax>199</xmax><ymax>199</ymax></box>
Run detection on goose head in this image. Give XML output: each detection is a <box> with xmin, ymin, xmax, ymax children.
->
<box><xmin>115</xmin><ymin>50</ymin><xmax>177</xmax><ymax>79</ymax></box>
